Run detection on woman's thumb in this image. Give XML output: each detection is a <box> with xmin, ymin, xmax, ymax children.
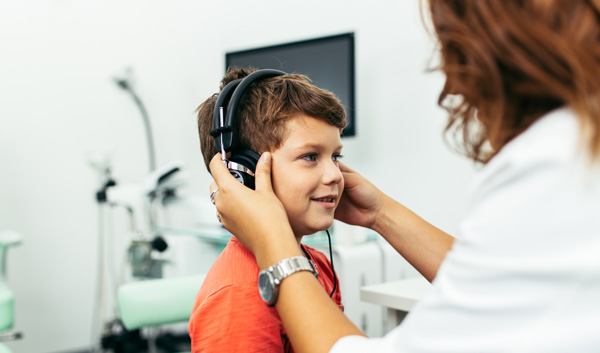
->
<box><xmin>254</xmin><ymin>152</ymin><xmax>274</xmax><ymax>192</ymax></box>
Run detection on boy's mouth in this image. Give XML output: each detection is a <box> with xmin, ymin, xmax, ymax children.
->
<box><xmin>311</xmin><ymin>194</ymin><xmax>338</xmax><ymax>204</ymax></box>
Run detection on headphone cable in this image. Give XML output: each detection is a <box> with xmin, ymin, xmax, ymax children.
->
<box><xmin>300</xmin><ymin>230</ymin><xmax>338</xmax><ymax>298</ymax></box>
<box><xmin>326</xmin><ymin>229</ymin><xmax>338</xmax><ymax>298</ymax></box>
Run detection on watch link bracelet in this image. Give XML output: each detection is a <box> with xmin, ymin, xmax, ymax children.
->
<box><xmin>258</xmin><ymin>256</ymin><xmax>318</xmax><ymax>307</ymax></box>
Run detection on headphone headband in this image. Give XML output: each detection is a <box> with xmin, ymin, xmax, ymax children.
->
<box><xmin>210</xmin><ymin>69</ymin><xmax>287</xmax><ymax>153</ymax></box>
<box><xmin>210</xmin><ymin>78</ymin><xmax>242</xmax><ymax>153</ymax></box>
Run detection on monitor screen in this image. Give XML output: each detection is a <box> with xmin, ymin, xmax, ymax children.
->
<box><xmin>225</xmin><ymin>33</ymin><xmax>355</xmax><ymax>137</ymax></box>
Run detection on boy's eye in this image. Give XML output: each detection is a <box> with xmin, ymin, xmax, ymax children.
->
<box><xmin>333</xmin><ymin>154</ymin><xmax>344</xmax><ymax>162</ymax></box>
<box><xmin>301</xmin><ymin>153</ymin><xmax>318</xmax><ymax>162</ymax></box>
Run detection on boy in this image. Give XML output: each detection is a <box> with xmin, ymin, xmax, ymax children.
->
<box><xmin>188</xmin><ymin>67</ymin><xmax>347</xmax><ymax>353</ymax></box>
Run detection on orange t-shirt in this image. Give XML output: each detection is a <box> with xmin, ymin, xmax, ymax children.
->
<box><xmin>188</xmin><ymin>237</ymin><xmax>343</xmax><ymax>353</ymax></box>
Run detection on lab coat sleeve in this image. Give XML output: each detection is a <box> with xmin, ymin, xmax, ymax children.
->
<box><xmin>330</xmin><ymin>335</ymin><xmax>384</xmax><ymax>352</ymax></box>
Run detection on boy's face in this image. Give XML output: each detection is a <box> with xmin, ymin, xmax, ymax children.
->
<box><xmin>270</xmin><ymin>115</ymin><xmax>344</xmax><ymax>237</ymax></box>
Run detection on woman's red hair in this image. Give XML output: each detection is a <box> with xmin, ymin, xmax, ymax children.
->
<box><xmin>428</xmin><ymin>0</ymin><xmax>600</xmax><ymax>162</ymax></box>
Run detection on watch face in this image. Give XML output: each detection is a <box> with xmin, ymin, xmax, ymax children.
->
<box><xmin>258</xmin><ymin>271</ymin><xmax>274</xmax><ymax>303</ymax></box>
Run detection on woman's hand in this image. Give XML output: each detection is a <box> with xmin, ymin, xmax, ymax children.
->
<box><xmin>334</xmin><ymin>162</ymin><xmax>386</xmax><ymax>231</ymax></box>
<box><xmin>335</xmin><ymin>162</ymin><xmax>453</xmax><ymax>281</ymax></box>
<box><xmin>209</xmin><ymin>153</ymin><xmax>301</xmax><ymax>267</ymax></box>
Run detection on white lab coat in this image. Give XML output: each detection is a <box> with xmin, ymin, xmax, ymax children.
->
<box><xmin>331</xmin><ymin>107</ymin><xmax>600</xmax><ymax>352</ymax></box>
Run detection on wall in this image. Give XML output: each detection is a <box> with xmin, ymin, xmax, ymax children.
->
<box><xmin>0</xmin><ymin>1</ymin><xmax>477</xmax><ymax>352</ymax></box>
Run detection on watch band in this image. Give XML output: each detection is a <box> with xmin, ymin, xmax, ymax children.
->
<box><xmin>270</xmin><ymin>256</ymin><xmax>317</xmax><ymax>284</ymax></box>
<box><xmin>258</xmin><ymin>256</ymin><xmax>318</xmax><ymax>306</ymax></box>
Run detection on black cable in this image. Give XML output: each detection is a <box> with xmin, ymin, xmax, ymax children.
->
<box><xmin>326</xmin><ymin>229</ymin><xmax>338</xmax><ymax>298</ymax></box>
<box><xmin>300</xmin><ymin>232</ymin><xmax>337</xmax><ymax>299</ymax></box>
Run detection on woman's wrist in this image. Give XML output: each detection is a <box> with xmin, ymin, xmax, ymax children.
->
<box><xmin>370</xmin><ymin>193</ymin><xmax>397</xmax><ymax>236</ymax></box>
<box><xmin>254</xmin><ymin>228</ymin><xmax>303</xmax><ymax>270</ymax></box>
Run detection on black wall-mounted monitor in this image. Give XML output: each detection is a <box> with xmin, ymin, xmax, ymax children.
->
<box><xmin>225</xmin><ymin>33</ymin><xmax>355</xmax><ymax>137</ymax></box>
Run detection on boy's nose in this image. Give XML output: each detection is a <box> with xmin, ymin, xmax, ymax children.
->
<box><xmin>322</xmin><ymin>160</ymin><xmax>343</xmax><ymax>185</ymax></box>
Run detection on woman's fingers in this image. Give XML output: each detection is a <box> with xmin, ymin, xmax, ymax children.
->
<box><xmin>254</xmin><ymin>152</ymin><xmax>274</xmax><ymax>193</ymax></box>
<box><xmin>209</xmin><ymin>153</ymin><xmax>234</xmax><ymax>190</ymax></box>
<box><xmin>338</xmin><ymin>160</ymin><xmax>357</xmax><ymax>174</ymax></box>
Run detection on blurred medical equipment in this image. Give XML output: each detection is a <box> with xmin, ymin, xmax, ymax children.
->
<box><xmin>87</xmin><ymin>67</ymin><xmax>194</xmax><ymax>352</ymax></box>
<box><xmin>90</xmin><ymin>155</ymin><xmax>190</xmax><ymax>351</ymax></box>
<box><xmin>101</xmin><ymin>160</ymin><xmax>187</xmax><ymax>275</ymax></box>
<box><xmin>0</xmin><ymin>230</ymin><xmax>23</xmax><ymax>353</ymax></box>
<box><xmin>107</xmin><ymin>67</ymin><xmax>187</xmax><ymax>278</ymax></box>
<box><xmin>111</xmin><ymin>274</ymin><xmax>205</xmax><ymax>353</ymax></box>
<box><xmin>113</xmin><ymin>66</ymin><xmax>156</xmax><ymax>172</ymax></box>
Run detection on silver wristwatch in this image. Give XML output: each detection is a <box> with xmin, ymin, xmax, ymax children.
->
<box><xmin>258</xmin><ymin>256</ymin><xmax>318</xmax><ymax>307</ymax></box>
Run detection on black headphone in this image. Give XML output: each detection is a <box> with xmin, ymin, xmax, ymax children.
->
<box><xmin>210</xmin><ymin>69</ymin><xmax>287</xmax><ymax>189</ymax></box>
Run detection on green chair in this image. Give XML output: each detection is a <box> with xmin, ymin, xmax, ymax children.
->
<box><xmin>117</xmin><ymin>274</ymin><xmax>205</xmax><ymax>353</ymax></box>
<box><xmin>0</xmin><ymin>231</ymin><xmax>22</xmax><ymax>353</ymax></box>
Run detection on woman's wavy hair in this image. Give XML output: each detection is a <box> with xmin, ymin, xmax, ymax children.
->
<box><xmin>427</xmin><ymin>0</ymin><xmax>600</xmax><ymax>163</ymax></box>
<box><xmin>196</xmin><ymin>67</ymin><xmax>346</xmax><ymax>171</ymax></box>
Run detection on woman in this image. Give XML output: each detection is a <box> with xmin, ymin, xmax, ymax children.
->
<box><xmin>209</xmin><ymin>1</ymin><xmax>600</xmax><ymax>352</ymax></box>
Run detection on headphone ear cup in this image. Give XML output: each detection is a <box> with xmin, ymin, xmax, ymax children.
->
<box><xmin>229</xmin><ymin>149</ymin><xmax>261</xmax><ymax>189</ymax></box>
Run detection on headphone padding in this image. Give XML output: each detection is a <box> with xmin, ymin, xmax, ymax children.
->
<box><xmin>229</xmin><ymin>149</ymin><xmax>260</xmax><ymax>172</ymax></box>
<box><xmin>229</xmin><ymin>149</ymin><xmax>261</xmax><ymax>189</ymax></box>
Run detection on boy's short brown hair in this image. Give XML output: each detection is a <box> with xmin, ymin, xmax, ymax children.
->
<box><xmin>197</xmin><ymin>67</ymin><xmax>347</xmax><ymax>171</ymax></box>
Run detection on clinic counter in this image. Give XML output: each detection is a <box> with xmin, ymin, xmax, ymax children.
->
<box><xmin>360</xmin><ymin>277</ymin><xmax>431</xmax><ymax>332</ymax></box>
